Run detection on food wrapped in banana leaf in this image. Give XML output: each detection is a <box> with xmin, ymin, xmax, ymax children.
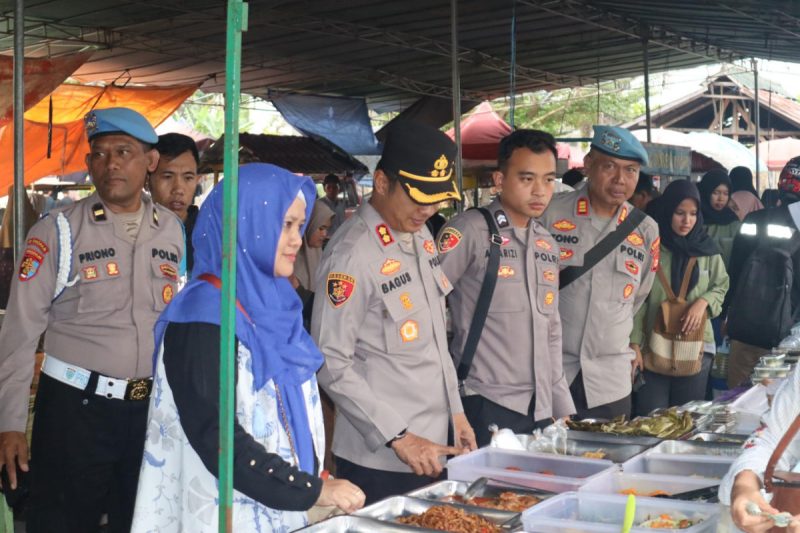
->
<box><xmin>567</xmin><ymin>408</ymin><xmax>693</xmax><ymax>439</ymax></box>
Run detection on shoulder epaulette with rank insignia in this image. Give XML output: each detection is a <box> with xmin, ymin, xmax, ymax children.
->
<box><xmin>92</xmin><ymin>203</ymin><xmax>107</xmax><ymax>221</ymax></box>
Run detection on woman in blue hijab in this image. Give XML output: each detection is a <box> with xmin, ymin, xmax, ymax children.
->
<box><xmin>131</xmin><ymin>164</ymin><xmax>365</xmax><ymax>532</ymax></box>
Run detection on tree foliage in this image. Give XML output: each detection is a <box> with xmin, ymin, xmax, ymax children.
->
<box><xmin>506</xmin><ymin>79</ymin><xmax>646</xmax><ymax>137</ymax></box>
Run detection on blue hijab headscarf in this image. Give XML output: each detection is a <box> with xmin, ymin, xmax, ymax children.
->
<box><xmin>154</xmin><ymin>163</ymin><xmax>323</xmax><ymax>475</ymax></box>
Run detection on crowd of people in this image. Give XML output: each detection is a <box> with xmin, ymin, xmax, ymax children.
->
<box><xmin>0</xmin><ymin>106</ymin><xmax>798</xmax><ymax>532</ymax></box>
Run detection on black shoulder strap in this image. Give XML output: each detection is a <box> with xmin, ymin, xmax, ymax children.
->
<box><xmin>457</xmin><ymin>207</ymin><xmax>502</xmax><ymax>384</ymax></box>
<box><xmin>559</xmin><ymin>207</ymin><xmax>646</xmax><ymax>290</ymax></box>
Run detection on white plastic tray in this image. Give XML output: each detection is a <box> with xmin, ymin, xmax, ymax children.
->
<box><xmin>579</xmin><ymin>471</ymin><xmax>718</xmax><ymax>497</ymax></box>
<box><xmin>446</xmin><ymin>448</ymin><xmax>616</xmax><ymax>493</ymax></box>
<box><xmin>621</xmin><ymin>453</ymin><xmax>734</xmax><ymax>480</ymax></box>
<box><xmin>521</xmin><ymin>491</ymin><xmax>720</xmax><ymax>532</ymax></box>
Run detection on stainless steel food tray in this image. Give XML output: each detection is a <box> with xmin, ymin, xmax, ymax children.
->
<box><xmin>407</xmin><ymin>479</ymin><xmax>552</xmax><ymax>510</ymax></box>
<box><xmin>296</xmin><ymin>514</ymin><xmax>423</xmax><ymax>532</ymax></box>
<box><xmin>564</xmin><ymin>429</ymin><xmax>662</xmax><ymax>447</ymax></box>
<box><xmin>514</xmin><ymin>433</ymin><xmax>651</xmax><ymax>463</ymax></box>
<box><xmin>648</xmin><ymin>439</ymin><xmax>741</xmax><ymax>457</ymax></box>
<box><xmin>355</xmin><ymin>495</ymin><xmax>514</xmax><ymax>528</ymax></box>
<box><xmin>688</xmin><ymin>432</ymin><xmax>749</xmax><ymax>445</ymax></box>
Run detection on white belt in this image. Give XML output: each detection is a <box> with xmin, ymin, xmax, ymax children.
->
<box><xmin>41</xmin><ymin>355</ymin><xmax>149</xmax><ymax>401</ymax></box>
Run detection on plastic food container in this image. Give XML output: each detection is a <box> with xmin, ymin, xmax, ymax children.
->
<box><xmin>753</xmin><ymin>365</ymin><xmax>792</xmax><ymax>378</ymax></box>
<box><xmin>646</xmin><ymin>440</ymin><xmax>741</xmax><ymax>457</ymax></box>
<box><xmin>521</xmin><ymin>491</ymin><xmax>720</xmax><ymax>532</ymax></box>
<box><xmin>579</xmin><ymin>471</ymin><xmax>718</xmax><ymax>497</ymax></box>
<box><xmin>759</xmin><ymin>353</ymin><xmax>786</xmax><ymax>367</ymax></box>
<box><xmin>622</xmin><ymin>453</ymin><xmax>734</xmax><ymax>480</ymax></box>
<box><xmin>446</xmin><ymin>448</ymin><xmax>616</xmax><ymax>493</ymax></box>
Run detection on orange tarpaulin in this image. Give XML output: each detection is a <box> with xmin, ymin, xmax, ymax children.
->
<box><xmin>24</xmin><ymin>84</ymin><xmax>199</xmax><ymax>125</ymax></box>
<box><xmin>0</xmin><ymin>51</ymin><xmax>93</xmax><ymax>125</ymax></box>
<box><xmin>1</xmin><ymin>83</ymin><xmax>199</xmax><ymax>193</ymax></box>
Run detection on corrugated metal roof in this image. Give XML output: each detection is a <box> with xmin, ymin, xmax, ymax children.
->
<box><xmin>1</xmin><ymin>1</ymin><xmax>798</xmax><ymax>110</ymax></box>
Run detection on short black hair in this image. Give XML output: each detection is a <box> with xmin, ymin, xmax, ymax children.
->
<box><xmin>497</xmin><ymin>129</ymin><xmax>558</xmax><ymax>171</ymax></box>
<box><xmin>155</xmin><ymin>133</ymin><xmax>199</xmax><ymax>165</ymax></box>
<box><xmin>323</xmin><ymin>173</ymin><xmax>340</xmax><ymax>186</ymax></box>
<box><xmin>635</xmin><ymin>171</ymin><xmax>656</xmax><ymax>194</ymax></box>
<box><xmin>561</xmin><ymin>169</ymin><xmax>584</xmax><ymax>187</ymax></box>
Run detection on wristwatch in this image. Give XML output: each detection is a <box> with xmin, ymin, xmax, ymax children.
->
<box><xmin>385</xmin><ymin>428</ymin><xmax>408</xmax><ymax>448</ymax></box>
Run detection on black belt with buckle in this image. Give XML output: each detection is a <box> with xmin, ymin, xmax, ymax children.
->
<box><xmin>125</xmin><ymin>378</ymin><xmax>153</xmax><ymax>401</ymax></box>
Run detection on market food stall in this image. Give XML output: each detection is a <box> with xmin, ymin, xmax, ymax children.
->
<box><xmin>300</xmin><ymin>351</ymin><xmax>796</xmax><ymax>532</ymax></box>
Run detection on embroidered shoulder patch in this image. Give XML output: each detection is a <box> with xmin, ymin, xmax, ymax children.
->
<box><xmin>327</xmin><ymin>272</ymin><xmax>356</xmax><ymax>308</ymax></box>
<box><xmin>18</xmin><ymin>248</ymin><xmax>44</xmax><ymax>281</ymax></box>
<box><xmin>160</xmin><ymin>263</ymin><xmax>178</xmax><ymax>280</ymax></box>
<box><xmin>623</xmin><ymin>283</ymin><xmax>634</xmax><ymax>299</ymax></box>
<box><xmin>26</xmin><ymin>238</ymin><xmax>49</xmax><ymax>254</ymax></box>
<box><xmin>437</xmin><ymin>228</ymin><xmax>462</xmax><ymax>253</ymax></box>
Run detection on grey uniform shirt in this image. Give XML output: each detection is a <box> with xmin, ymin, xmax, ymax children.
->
<box><xmin>438</xmin><ymin>199</ymin><xmax>575</xmax><ymax>421</ymax></box>
<box><xmin>312</xmin><ymin>202</ymin><xmax>462</xmax><ymax>473</ymax></box>
<box><xmin>0</xmin><ymin>193</ymin><xmax>183</xmax><ymax>432</ymax></box>
<box><xmin>539</xmin><ymin>191</ymin><xmax>659</xmax><ymax>408</ymax></box>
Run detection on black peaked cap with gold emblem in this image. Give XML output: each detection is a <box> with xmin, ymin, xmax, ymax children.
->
<box><xmin>378</xmin><ymin>121</ymin><xmax>461</xmax><ymax>205</ymax></box>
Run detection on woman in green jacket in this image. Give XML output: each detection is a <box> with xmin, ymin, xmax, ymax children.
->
<box><xmin>631</xmin><ymin>180</ymin><xmax>729</xmax><ymax>416</ymax></box>
<box><xmin>697</xmin><ymin>169</ymin><xmax>741</xmax><ymax>267</ymax></box>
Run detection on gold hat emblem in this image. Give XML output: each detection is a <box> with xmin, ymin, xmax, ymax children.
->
<box><xmin>430</xmin><ymin>155</ymin><xmax>450</xmax><ymax>177</ymax></box>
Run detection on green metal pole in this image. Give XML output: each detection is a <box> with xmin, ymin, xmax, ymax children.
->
<box><xmin>220</xmin><ymin>1</ymin><xmax>248</xmax><ymax>532</ymax></box>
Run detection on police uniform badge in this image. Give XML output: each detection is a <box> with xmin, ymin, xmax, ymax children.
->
<box><xmin>650</xmin><ymin>237</ymin><xmax>661</xmax><ymax>271</ymax></box>
<box><xmin>497</xmin><ymin>265</ymin><xmax>515</xmax><ymax>279</ymax></box>
<box><xmin>494</xmin><ymin>210</ymin><xmax>509</xmax><ymax>228</ymax></box>
<box><xmin>600</xmin><ymin>130</ymin><xmax>622</xmax><ymax>153</ymax></box>
<box><xmin>162</xmin><ymin>284</ymin><xmax>174</xmax><ymax>304</ymax></box>
<box><xmin>327</xmin><ymin>272</ymin><xmax>356</xmax><ymax>308</ymax></box>
<box><xmin>380</xmin><ymin>259</ymin><xmax>401</xmax><ymax>276</ymax></box>
<box><xmin>552</xmin><ymin>219</ymin><xmax>576</xmax><ymax>232</ymax></box>
<box><xmin>18</xmin><ymin>248</ymin><xmax>44</xmax><ymax>281</ymax></box>
<box><xmin>84</xmin><ymin>111</ymin><xmax>98</xmax><ymax>136</ymax></box>
<box><xmin>437</xmin><ymin>228</ymin><xmax>462</xmax><ymax>253</ymax></box>
<box><xmin>375</xmin><ymin>224</ymin><xmax>394</xmax><ymax>246</ymax></box>
<box><xmin>423</xmin><ymin>240</ymin><xmax>435</xmax><ymax>255</ymax></box>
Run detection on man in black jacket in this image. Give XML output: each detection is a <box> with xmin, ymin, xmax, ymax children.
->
<box><xmin>726</xmin><ymin>156</ymin><xmax>800</xmax><ymax>387</ymax></box>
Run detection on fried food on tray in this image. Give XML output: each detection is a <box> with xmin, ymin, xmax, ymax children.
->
<box><xmin>442</xmin><ymin>491</ymin><xmax>541</xmax><ymax>512</ymax></box>
<box><xmin>397</xmin><ymin>505</ymin><xmax>501</xmax><ymax>532</ymax></box>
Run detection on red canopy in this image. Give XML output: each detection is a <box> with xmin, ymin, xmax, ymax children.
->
<box><xmin>446</xmin><ymin>102</ymin><xmax>512</xmax><ymax>160</ymax></box>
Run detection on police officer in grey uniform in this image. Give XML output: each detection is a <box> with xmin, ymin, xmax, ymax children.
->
<box><xmin>540</xmin><ymin>126</ymin><xmax>659</xmax><ymax>420</ymax></box>
<box><xmin>0</xmin><ymin>108</ymin><xmax>184</xmax><ymax>533</ymax></box>
<box><xmin>312</xmin><ymin>122</ymin><xmax>476</xmax><ymax>505</ymax></box>
<box><xmin>439</xmin><ymin>130</ymin><xmax>575</xmax><ymax>446</ymax></box>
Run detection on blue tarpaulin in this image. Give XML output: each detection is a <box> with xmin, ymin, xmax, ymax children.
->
<box><xmin>271</xmin><ymin>93</ymin><xmax>381</xmax><ymax>155</ymax></box>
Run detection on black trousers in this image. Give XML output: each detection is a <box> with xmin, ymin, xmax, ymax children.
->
<box><xmin>26</xmin><ymin>374</ymin><xmax>149</xmax><ymax>533</ymax></box>
<box><xmin>461</xmin><ymin>393</ymin><xmax>551</xmax><ymax>447</ymax></box>
<box><xmin>633</xmin><ymin>353</ymin><xmax>714</xmax><ymax>417</ymax></box>
<box><xmin>569</xmin><ymin>371</ymin><xmax>632</xmax><ymax>420</ymax></box>
<box><xmin>334</xmin><ymin>456</ymin><xmax>441</xmax><ymax>506</ymax></box>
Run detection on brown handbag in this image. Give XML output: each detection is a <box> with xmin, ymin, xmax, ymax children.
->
<box><xmin>764</xmin><ymin>414</ymin><xmax>800</xmax><ymax>532</ymax></box>
<box><xmin>643</xmin><ymin>257</ymin><xmax>707</xmax><ymax>376</ymax></box>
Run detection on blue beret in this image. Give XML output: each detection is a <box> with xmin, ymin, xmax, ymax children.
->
<box><xmin>84</xmin><ymin>107</ymin><xmax>158</xmax><ymax>145</ymax></box>
<box><xmin>590</xmin><ymin>125</ymin><xmax>649</xmax><ymax>166</ymax></box>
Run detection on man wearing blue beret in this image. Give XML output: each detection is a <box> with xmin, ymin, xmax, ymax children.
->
<box><xmin>0</xmin><ymin>107</ymin><xmax>184</xmax><ymax>532</ymax></box>
<box><xmin>540</xmin><ymin>125</ymin><xmax>659</xmax><ymax>420</ymax></box>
